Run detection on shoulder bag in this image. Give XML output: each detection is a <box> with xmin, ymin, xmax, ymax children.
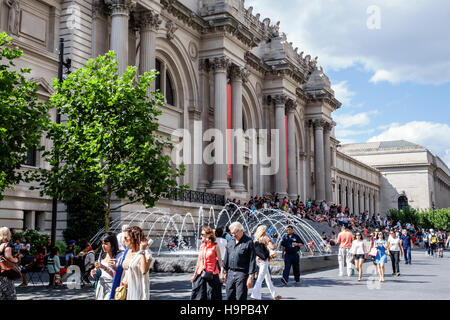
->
<box><xmin>114</xmin><ymin>249</ymin><xmax>130</xmax><ymax>300</ymax></box>
<box><xmin>0</xmin><ymin>244</ymin><xmax>22</xmax><ymax>280</ymax></box>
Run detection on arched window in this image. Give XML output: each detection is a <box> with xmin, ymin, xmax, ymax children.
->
<box><xmin>155</xmin><ymin>58</ymin><xmax>176</xmax><ymax>107</ymax></box>
<box><xmin>398</xmin><ymin>196</ymin><xmax>408</xmax><ymax>211</ymax></box>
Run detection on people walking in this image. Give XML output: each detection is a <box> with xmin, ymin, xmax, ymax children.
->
<box><xmin>374</xmin><ymin>232</ymin><xmax>388</xmax><ymax>282</ymax></box>
<box><xmin>387</xmin><ymin>230</ymin><xmax>402</xmax><ymax>276</ymax></box>
<box><xmin>110</xmin><ymin>226</ymin><xmax>153</xmax><ymax>300</ymax></box>
<box><xmin>437</xmin><ymin>230</ymin><xmax>444</xmax><ymax>258</ymax></box>
<box><xmin>337</xmin><ymin>226</ymin><xmax>354</xmax><ymax>277</ymax></box>
<box><xmin>0</xmin><ymin>227</ymin><xmax>20</xmax><ymax>300</ymax></box>
<box><xmin>250</xmin><ymin>225</ymin><xmax>282</xmax><ymax>300</ymax></box>
<box><xmin>400</xmin><ymin>229</ymin><xmax>413</xmax><ymax>264</ymax></box>
<box><xmin>423</xmin><ymin>230</ymin><xmax>430</xmax><ymax>255</ymax></box>
<box><xmin>90</xmin><ymin>232</ymin><xmax>121</xmax><ymax>300</ymax></box>
<box><xmin>280</xmin><ymin>225</ymin><xmax>304</xmax><ymax>285</ymax></box>
<box><xmin>349</xmin><ymin>232</ymin><xmax>367</xmax><ymax>281</ymax></box>
<box><xmin>191</xmin><ymin>226</ymin><xmax>222</xmax><ymax>300</ymax></box>
<box><xmin>220</xmin><ymin>222</ymin><xmax>257</xmax><ymax>301</ymax></box>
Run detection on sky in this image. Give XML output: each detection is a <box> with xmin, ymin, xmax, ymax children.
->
<box><xmin>246</xmin><ymin>0</ymin><xmax>450</xmax><ymax>167</ymax></box>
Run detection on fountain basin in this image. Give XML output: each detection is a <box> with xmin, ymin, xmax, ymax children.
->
<box><xmin>151</xmin><ymin>253</ymin><xmax>338</xmax><ymax>274</ymax></box>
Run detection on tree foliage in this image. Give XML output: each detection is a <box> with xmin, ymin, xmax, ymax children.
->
<box><xmin>31</xmin><ymin>51</ymin><xmax>185</xmax><ymax>231</ymax></box>
<box><xmin>0</xmin><ymin>32</ymin><xmax>50</xmax><ymax>200</ymax></box>
<box><xmin>388</xmin><ymin>206</ymin><xmax>450</xmax><ymax>230</ymax></box>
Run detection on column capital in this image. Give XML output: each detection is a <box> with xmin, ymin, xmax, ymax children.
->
<box><xmin>105</xmin><ymin>0</ymin><xmax>135</xmax><ymax>15</ymax></box>
<box><xmin>323</xmin><ymin>121</ymin><xmax>334</xmax><ymax>132</ymax></box>
<box><xmin>229</xmin><ymin>65</ymin><xmax>250</xmax><ymax>83</ymax></box>
<box><xmin>212</xmin><ymin>56</ymin><xmax>230</xmax><ymax>72</ymax></box>
<box><xmin>272</xmin><ymin>94</ymin><xmax>289</xmax><ymax>107</ymax></box>
<box><xmin>312</xmin><ymin>118</ymin><xmax>326</xmax><ymax>129</ymax></box>
<box><xmin>93</xmin><ymin>0</ymin><xmax>108</xmax><ymax>19</ymax></box>
<box><xmin>136</xmin><ymin>10</ymin><xmax>162</xmax><ymax>31</ymax></box>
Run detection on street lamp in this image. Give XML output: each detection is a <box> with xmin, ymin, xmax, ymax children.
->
<box><xmin>50</xmin><ymin>38</ymin><xmax>71</xmax><ymax>247</ymax></box>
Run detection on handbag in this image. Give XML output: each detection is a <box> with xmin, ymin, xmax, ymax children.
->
<box><xmin>0</xmin><ymin>244</ymin><xmax>22</xmax><ymax>280</ymax></box>
<box><xmin>368</xmin><ymin>247</ymin><xmax>378</xmax><ymax>257</ymax></box>
<box><xmin>200</xmin><ymin>270</ymin><xmax>213</xmax><ymax>280</ymax></box>
<box><xmin>115</xmin><ymin>283</ymin><xmax>128</xmax><ymax>300</ymax></box>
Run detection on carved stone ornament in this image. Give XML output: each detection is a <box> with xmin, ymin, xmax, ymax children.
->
<box><xmin>138</xmin><ymin>10</ymin><xmax>162</xmax><ymax>31</ymax></box>
<box><xmin>105</xmin><ymin>0</ymin><xmax>136</xmax><ymax>14</ymax></box>
<box><xmin>272</xmin><ymin>94</ymin><xmax>288</xmax><ymax>106</ymax></box>
<box><xmin>212</xmin><ymin>56</ymin><xmax>230</xmax><ymax>72</ymax></box>
<box><xmin>166</xmin><ymin>20</ymin><xmax>178</xmax><ymax>40</ymax></box>
<box><xmin>188</xmin><ymin>41</ymin><xmax>198</xmax><ymax>60</ymax></box>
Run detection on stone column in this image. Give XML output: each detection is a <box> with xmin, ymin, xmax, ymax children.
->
<box><xmin>273</xmin><ymin>94</ymin><xmax>288</xmax><ymax>197</ymax></box>
<box><xmin>138</xmin><ymin>10</ymin><xmax>161</xmax><ymax>75</ymax></box>
<box><xmin>313</xmin><ymin>119</ymin><xmax>326</xmax><ymax>202</ymax></box>
<box><xmin>323</xmin><ymin>122</ymin><xmax>332</xmax><ymax>202</ymax></box>
<box><xmin>230</xmin><ymin>65</ymin><xmax>246</xmax><ymax>192</ymax></box>
<box><xmin>341</xmin><ymin>183</ymin><xmax>346</xmax><ymax>207</ymax></box>
<box><xmin>209</xmin><ymin>56</ymin><xmax>230</xmax><ymax>192</ymax></box>
<box><xmin>197</xmin><ymin>59</ymin><xmax>211</xmax><ymax>191</ymax></box>
<box><xmin>354</xmin><ymin>188</ymin><xmax>359</xmax><ymax>215</ymax></box>
<box><xmin>108</xmin><ymin>0</ymin><xmax>132</xmax><ymax>74</ymax></box>
<box><xmin>348</xmin><ymin>186</ymin><xmax>353</xmax><ymax>214</ymax></box>
<box><xmin>368</xmin><ymin>191</ymin><xmax>372</xmax><ymax>215</ymax></box>
<box><xmin>287</xmin><ymin>101</ymin><xmax>298</xmax><ymax>199</ymax></box>
<box><xmin>304</xmin><ymin>121</ymin><xmax>312</xmax><ymax>200</ymax></box>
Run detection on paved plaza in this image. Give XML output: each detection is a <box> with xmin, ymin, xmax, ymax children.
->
<box><xmin>15</xmin><ymin>249</ymin><xmax>449</xmax><ymax>300</ymax></box>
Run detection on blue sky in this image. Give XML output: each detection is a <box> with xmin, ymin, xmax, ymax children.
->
<box><xmin>246</xmin><ymin>0</ymin><xmax>450</xmax><ymax>166</ymax></box>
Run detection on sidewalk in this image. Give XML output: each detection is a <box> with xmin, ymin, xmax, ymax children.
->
<box><xmin>15</xmin><ymin>249</ymin><xmax>449</xmax><ymax>300</ymax></box>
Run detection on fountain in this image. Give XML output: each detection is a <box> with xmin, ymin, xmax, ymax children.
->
<box><xmin>91</xmin><ymin>203</ymin><xmax>333</xmax><ymax>261</ymax></box>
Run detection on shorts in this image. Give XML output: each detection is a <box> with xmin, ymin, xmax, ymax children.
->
<box><xmin>65</xmin><ymin>253</ymin><xmax>74</xmax><ymax>261</ymax></box>
<box><xmin>354</xmin><ymin>254</ymin><xmax>365</xmax><ymax>260</ymax></box>
<box><xmin>438</xmin><ymin>243</ymin><xmax>444</xmax><ymax>249</ymax></box>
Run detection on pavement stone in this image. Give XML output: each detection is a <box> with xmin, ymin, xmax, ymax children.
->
<box><xmin>15</xmin><ymin>249</ymin><xmax>450</xmax><ymax>300</ymax></box>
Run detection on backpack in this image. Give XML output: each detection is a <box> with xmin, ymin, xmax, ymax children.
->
<box><xmin>431</xmin><ymin>234</ymin><xmax>437</xmax><ymax>244</ymax></box>
<box><xmin>254</xmin><ymin>241</ymin><xmax>270</xmax><ymax>260</ymax></box>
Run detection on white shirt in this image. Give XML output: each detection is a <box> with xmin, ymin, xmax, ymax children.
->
<box><xmin>216</xmin><ymin>237</ymin><xmax>227</xmax><ymax>261</ymax></box>
<box><xmin>388</xmin><ymin>236</ymin><xmax>401</xmax><ymax>251</ymax></box>
<box><xmin>117</xmin><ymin>232</ymin><xmax>126</xmax><ymax>251</ymax></box>
<box><xmin>350</xmin><ymin>240</ymin><xmax>367</xmax><ymax>255</ymax></box>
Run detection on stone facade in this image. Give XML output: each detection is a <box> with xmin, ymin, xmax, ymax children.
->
<box><xmin>339</xmin><ymin>140</ymin><xmax>450</xmax><ymax>214</ymax></box>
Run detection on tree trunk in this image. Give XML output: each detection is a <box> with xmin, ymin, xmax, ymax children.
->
<box><xmin>105</xmin><ymin>186</ymin><xmax>112</xmax><ymax>232</ymax></box>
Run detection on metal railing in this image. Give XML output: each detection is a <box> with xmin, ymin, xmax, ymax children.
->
<box><xmin>165</xmin><ymin>187</ymin><xmax>225</xmax><ymax>206</ymax></box>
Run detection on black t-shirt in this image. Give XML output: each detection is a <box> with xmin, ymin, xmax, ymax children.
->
<box><xmin>281</xmin><ymin>234</ymin><xmax>304</xmax><ymax>254</ymax></box>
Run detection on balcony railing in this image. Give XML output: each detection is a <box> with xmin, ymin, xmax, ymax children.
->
<box><xmin>165</xmin><ymin>187</ymin><xmax>225</xmax><ymax>206</ymax></box>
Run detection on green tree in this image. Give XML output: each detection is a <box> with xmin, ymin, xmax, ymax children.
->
<box><xmin>0</xmin><ymin>32</ymin><xmax>50</xmax><ymax>200</ymax></box>
<box><xmin>32</xmin><ymin>51</ymin><xmax>184</xmax><ymax>231</ymax></box>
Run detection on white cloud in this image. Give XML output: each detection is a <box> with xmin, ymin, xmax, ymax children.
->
<box><xmin>331</xmin><ymin>81</ymin><xmax>355</xmax><ymax>106</ymax></box>
<box><xmin>333</xmin><ymin>110</ymin><xmax>379</xmax><ymax>129</ymax></box>
<box><xmin>368</xmin><ymin>121</ymin><xmax>450</xmax><ymax>167</ymax></box>
<box><xmin>246</xmin><ymin>0</ymin><xmax>450</xmax><ymax>85</ymax></box>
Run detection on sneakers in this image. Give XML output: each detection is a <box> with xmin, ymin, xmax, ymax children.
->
<box><xmin>280</xmin><ymin>278</ymin><xmax>288</xmax><ymax>286</ymax></box>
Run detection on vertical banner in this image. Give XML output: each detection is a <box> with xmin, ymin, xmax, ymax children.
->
<box><xmin>285</xmin><ymin>115</ymin><xmax>288</xmax><ymax>192</ymax></box>
<box><xmin>227</xmin><ymin>83</ymin><xmax>232</xmax><ymax>179</ymax></box>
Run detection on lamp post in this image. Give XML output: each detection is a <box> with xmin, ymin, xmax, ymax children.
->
<box><xmin>50</xmin><ymin>38</ymin><xmax>71</xmax><ymax>247</ymax></box>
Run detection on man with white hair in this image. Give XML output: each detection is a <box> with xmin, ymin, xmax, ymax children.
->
<box><xmin>220</xmin><ymin>222</ymin><xmax>257</xmax><ymax>300</ymax></box>
<box><xmin>117</xmin><ymin>224</ymin><xmax>130</xmax><ymax>252</ymax></box>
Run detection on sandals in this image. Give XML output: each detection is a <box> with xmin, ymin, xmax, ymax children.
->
<box><xmin>274</xmin><ymin>295</ymin><xmax>282</xmax><ymax>300</ymax></box>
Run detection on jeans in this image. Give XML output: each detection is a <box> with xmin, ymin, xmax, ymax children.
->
<box><xmin>251</xmin><ymin>260</ymin><xmax>279</xmax><ymax>300</ymax></box>
<box><xmin>390</xmin><ymin>250</ymin><xmax>400</xmax><ymax>273</ymax></box>
<box><xmin>338</xmin><ymin>247</ymin><xmax>352</xmax><ymax>276</ymax></box>
<box><xmin>283</xmin><ymin>253</ymin><xmax>300</xmax><ymax>282</ymax></box>
<box><xmin>403</xmin><ymin>247</ymin><xmax>411</xmax><ymax>263</ymax></box>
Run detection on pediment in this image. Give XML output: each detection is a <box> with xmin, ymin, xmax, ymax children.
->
<box><xmin>30</xmin><ymin>77</ymin><xmax>55</xmax><ymax>99</ymax></box>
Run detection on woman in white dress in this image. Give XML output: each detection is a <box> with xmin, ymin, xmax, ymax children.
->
<box><xmin>117</xmin><ymin>226</ymin><xmax>153</xmax><ymax>300</ymax></box>
<box><xmin>90</xmin><ymin>232</ymin><xmax>121</xmax><ymax>300</ymax></box>
<box><xmin>251</xmin><ymin>225</ymin><xmax>282</xmax><ymax>300</ymax></box>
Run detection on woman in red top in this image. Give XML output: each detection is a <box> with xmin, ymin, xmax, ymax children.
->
<box><xmin>190</xmin><ymin>226</ymin><xmax>223</xmax><ymax>300</ymax></box>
